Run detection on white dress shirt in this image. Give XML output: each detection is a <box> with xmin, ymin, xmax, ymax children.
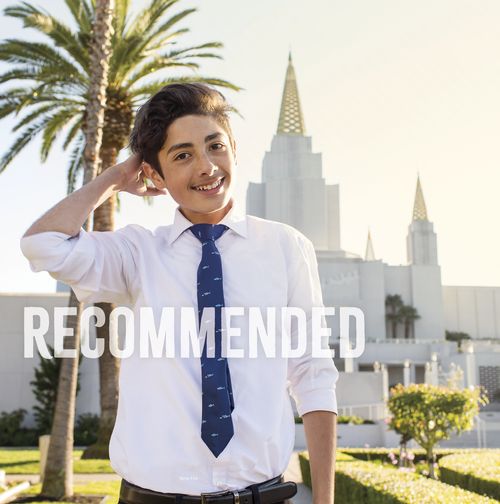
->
<box><xmin>20</xmin><ymin>199</ymin><xmax>338</xmax><ymax>494</ymax></box>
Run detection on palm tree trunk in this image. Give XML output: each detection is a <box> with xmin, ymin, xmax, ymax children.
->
<box><xmin>79</xmin><ymin>0</ymin><xmax>116</xmax><ymax>460</ymax></box>
<box><xmin>41</xmin><ymin>291</ymin><xmax>81</xmax><ymax>499</ymax></box>
<box><xmin>83</xmin><ymin>0</ymin><xmax>114</xmax><ymax>186</ymax></box>
<box><xmin>82</xmin><ymin>146</ymin><xmax>120</xmax><ymax>459</ymax></box>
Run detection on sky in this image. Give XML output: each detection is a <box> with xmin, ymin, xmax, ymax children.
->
<box><xmin>1</xmin><ymin>0</ymin><xmax>499</xmax><ymax>293</ymax></box>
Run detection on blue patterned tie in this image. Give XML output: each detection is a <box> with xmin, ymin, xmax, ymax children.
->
<box><xmin>190</xmin><ymin>223</ymin><xmax>234</xmax><ymax>457</ymax></box>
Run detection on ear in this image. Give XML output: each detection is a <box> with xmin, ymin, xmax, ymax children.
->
<box><xmin>142</xmin><ymin>161</ymin><xmax>166</xmax><ymax>189</ymax></box>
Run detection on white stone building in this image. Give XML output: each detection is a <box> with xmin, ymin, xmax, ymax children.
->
<box><xmin>247</xmin><ymin>54</ymin><xmax>500</xmax><ymax>442</ymax></box>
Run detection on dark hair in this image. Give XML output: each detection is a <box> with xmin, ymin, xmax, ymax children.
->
<box><xmin>129</xmin><ymin>83</ymin><xmax>235</xmax><ymax>177</ymax></box>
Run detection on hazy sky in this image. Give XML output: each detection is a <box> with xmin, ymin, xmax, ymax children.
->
<box><xmin>1</xmin><ymin>0</ymin><xmax>499</xmax><ymax>293</ymax></box>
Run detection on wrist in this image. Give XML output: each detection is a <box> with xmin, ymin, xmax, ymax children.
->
<box><xmin>104</xmin><ymin>163</ymin><xmax>126</xmax><ymax>192</ymax></box>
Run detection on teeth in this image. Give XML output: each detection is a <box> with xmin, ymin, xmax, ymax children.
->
<box><xmin>194</xmin><ymin>178</ymin><xmax>223</xmax><ymax>191</ymax></box>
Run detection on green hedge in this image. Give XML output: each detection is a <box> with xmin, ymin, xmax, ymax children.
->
<box><xmin>295</xmin><ymin>415</ymin><xmax>374</xmax><ymax>425</ymax></box>
<box><xmin>439</xmin><ymin>452</ymin><xmax>500</xmax><ymax>501</ymax></box>
<box><xmin>338</xmin><ymin>447</ymin><xmax>486</xmax><ymax>464</ymax></box>
<box><xmin>0</xmin><ymin>410</ymin><xmax>98</xmax><ymax>447</ymax></box>
<box><xmin>298</xmin><ymin>451</ymin><xmax>498</xmax><ymax>503</ymax></box>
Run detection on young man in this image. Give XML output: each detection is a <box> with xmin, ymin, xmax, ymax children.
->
<box><xmin>21</xmin><ymin>84</ymin><xmax>339</xmax><ymax>504</ymax></box>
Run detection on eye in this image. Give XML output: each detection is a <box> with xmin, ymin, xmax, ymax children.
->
<box><xmin>174</xmin><ymin>152</ymin><xmax>190</xmax><ymax>161</ymax></box>
<box><xmin>210</xmin><ymin>142</ymin><xmax>225</xmax><ymax>151</ymax></box>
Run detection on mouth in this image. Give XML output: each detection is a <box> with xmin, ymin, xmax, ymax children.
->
<box><xmin>191</xmin><ymin>176</ymin><xmax>226</xmax><ymax>195</ymax></box>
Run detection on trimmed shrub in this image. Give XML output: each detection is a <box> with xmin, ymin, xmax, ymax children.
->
<box><xmin>0</xmin><ymin>410</ymin><xmax>100</xmax><ymax>447</ymax></box>
<box><xmin>74</xmin><ymin>413</ymin><xmax>99</xmax><ymax>447</ymax></box>
<box><xmin>299</xmin><ymin>451</ymin><xmax>497</xmax><ymax>503</ymax></box>
<box><xmin>0</xmin><ymin>410</ymin><xmax>37</xmax><ymax>447</ymax></box>
<box><xmin>337</xmin><ymin>415</ymin><xmax>375</xmax><ymax>425</ymax></box>
<box><xmin>338</xmin><ymin>447</ymin><xmax>499</xmax><ymax>464</ymax></box>
<box><xmin>296</xmin><ymin>415</ymin><xmax>374</xmax><ymax>425</ymax></box>
<box><xmin>439</xmin><ymin>452</ymin><xmax>500</xmax><ymax>501</ymax></box>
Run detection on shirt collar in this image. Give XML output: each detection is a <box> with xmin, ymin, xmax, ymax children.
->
<box><xmin>166</xmin><ymin>198</ymin><xmax>247</xmax><ymax>246</ymax></box>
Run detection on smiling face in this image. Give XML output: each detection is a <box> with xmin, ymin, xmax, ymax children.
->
<box><xmin>143</xmin><ymin>114</ymin><xmax>236</xmax><ymax>224</ymax></box>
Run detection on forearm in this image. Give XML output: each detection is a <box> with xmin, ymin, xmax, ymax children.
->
<box><xmin>24</xmin><ymin>164</ymin><xmax>123</xmax><ymax>238</ymax></box>
<box><xmin>303</xmin><ymin>410</ymin><xmax>337</xmax><ymax>504</ymax></box>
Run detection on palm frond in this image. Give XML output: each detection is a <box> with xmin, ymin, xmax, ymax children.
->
<box><xmin>12</xmin><ymin>103</ymin><xmax>58</xmax><ymax>131</ymax></box>
<box><xmin>6</xmin><ymin>82</ymin><xmax>84</xmax><ymax>114</ymax></box>
<box><xmin>40</xmin><ymin>108</ymin><xmax>79</xmax><ymax>161</ymax></box>
<box><xmin>66</xmin><ymin>135</ymin><xmax>84</xmax><ymax>193</ymax></box>
<box><xmin>113</xmin><ymin>0</ymin><xmax>131</xmax><ymax>39</ymax></box>
<box><xmin>0</xmin><ymin>100</ymin><xmax>21</xmax><ymax>120</ymax></box>
<box><xmin>4</xmin><ymin>4</ymin><xmax>89</xmax><ymax>70</ymax></box>
<box><xmin>124</xmin><ymin>0</ymin><xmax>178</xmax><ymax>41</ymax></box>
<box><xmin>143</xmin><ymin>28</ymin><xmax>189</xmax><ymax>54</ymax></box>
<box><xmin>0</xmin><ymin>119</ymin><xmax>49</xmax><ymax>173</ymax></box>
<box><xmin>0</xmin><ymin>88</ymin><xmax>84</xmax><ymax>112</ymax></box>
<box><xmin>0</xmin><ymin>40</ymin><xmax>83</xmax><ymax>78</ymax></box>
<box><xmin>125</xmin><ymin>59</ymin><xmax>199</xmax><ymax>87</ymax></box>
<box><xmin>141</xmin><ymin>8</ymin><xmax>196</xmax><ymax>51</ymax></box>
<box><xmin>160</xmin><ymin>42</ymin><xmax>224</xmax><ymax>59</ymax></box>
<box><xmin>63</xmin><ymin>115</ymin><xmax>84</xmax><ymax>150</ymax></box>
<box><xmin>64</xmin><ymin>0</ymin><xmax>92</xmax><ymax>33</ymax></box>
<box><xmin>111</xmin><ymin>2</ymin><xmax>195</xmax><ymax>83</ymax></box>
<box><xmin>130</xmin><ymin>76</ymin><xmax>242</xmax><ymax>102</ymax></box>
<box><xmin>0</xmin><ymin>67</ymin><xmax>39</xmax><ymax>84</ymax></box>
<box><xmin>116</xmin><ymin>191</ymin><xmax>121</xmax><ymax>212</ymax></box>
<box><xmin>0</xmin><ymin>64</ymin><xmax>86</xmax><ymax>91</ymax></box>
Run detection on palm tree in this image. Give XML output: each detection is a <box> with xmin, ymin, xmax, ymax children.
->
<box><xmin>399</xmin><ymin>305</ymin><xmax>420</xmax><ymax>340</ymax></box>
<box><xmin>385</xmin><ymin>294</ymin><xmax>403</xmax><ymax>339</ymax></box>
<box><xmin>42</xmin><ymin>2</ymin><xmax>116</xmax><ymax>497</ymax></box>
<box><xmin>1</xmin><ymin>0</ymin><xmax>240</xmax><ymax>467</ymax></box>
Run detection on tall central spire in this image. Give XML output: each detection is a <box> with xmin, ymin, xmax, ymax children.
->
<box><xmin>277</xmin><ymin>52</ymin><xmax>306</xmax><ymax>135</ymax></box>
<box><xmin>412</xmin><ymin>175</ymin><xmax>429</xmax><ymax>221</ymax></box>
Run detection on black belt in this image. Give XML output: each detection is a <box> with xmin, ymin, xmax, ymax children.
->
<box><xmin>119</xmin><ymin>474</ymin><xmax>297</xmax><ymax>504</ymax></box>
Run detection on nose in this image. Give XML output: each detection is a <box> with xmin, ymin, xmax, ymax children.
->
<box><xmin>198</xmin><ymin>152</ymin><xmax>217</xmax><ymax>177</ymax></box>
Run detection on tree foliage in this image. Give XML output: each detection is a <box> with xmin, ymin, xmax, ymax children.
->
<box><xmin>387</xmin><ymin>383</ymin><xmax>488</xmax><ymax>479</ymax></box>
<box><xmin>29</xmin><ymin>344</ymin><xmax>82</xmax><ymax>435</ymax></box>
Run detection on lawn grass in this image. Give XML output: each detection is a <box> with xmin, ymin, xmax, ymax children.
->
<box><xmin>0</xmin><ymin>449</ymin><xmax>114</xmax><ymax>474</ymax></box>
<box><xmin>18</xmin><ymin>480</ymin><xmax>121</xmax><ymax>504</ymax></box>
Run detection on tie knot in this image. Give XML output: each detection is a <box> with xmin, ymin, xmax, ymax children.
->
<box><xmin>190</xmin><ymin>223</ymin><xmax>229</xmax><ymax>243</ymax></box>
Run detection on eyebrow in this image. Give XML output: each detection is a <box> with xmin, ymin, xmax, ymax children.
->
<box><xmin>166</xmin><ymin>132</ymin><xmax>224</xmax><ymax>155</ymax></box>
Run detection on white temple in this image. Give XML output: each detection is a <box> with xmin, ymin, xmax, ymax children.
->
<box><xmin>247</xmin><ymin>53</ymin><xmax>445</xmax><ymax>342</ymax></box>
<box><xmin>246</xmin><ymin>54</ymin><xmax>500</xmax><ymax>409</ymax></box>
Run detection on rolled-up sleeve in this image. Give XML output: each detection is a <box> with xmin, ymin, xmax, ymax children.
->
<box><xmin>20</xmin><ymin>227</ymin><xmax>137</xmax><ymax>305</ymax></box>
<box><xmin>285</xmin><ymin>232</ymin><xmax>339</xmax><ymax>416</ymax></box>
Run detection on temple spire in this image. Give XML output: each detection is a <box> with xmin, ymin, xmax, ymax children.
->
<box><xmin>365</xmin><ymin>229</ymin><xmax>376</xmax><ymax>261</ymax></box>
<box><xmin>277</xmin><ymin>52</ymin><xmax>306</xmax><ymax>135</ymax></box>
<box><xmin>412</xmin><ymin>175</ymin><xmax>428</xmax><ymax>221</ymax></box>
